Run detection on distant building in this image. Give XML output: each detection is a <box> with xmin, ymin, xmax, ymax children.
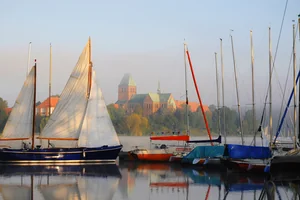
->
<box><xmin>115</xmin><ymin>74</ymin><xmax>208</xmax><ymax>116</ymax></box>
<box><xmin>115</xmin><ymin>74</ymin><xmax>176</xmax><ymax>116</ymax></box>
<box><xmin>36</xmin><ymin>96</ymin><xmax>59</xmax><ymax>116</ymax></box>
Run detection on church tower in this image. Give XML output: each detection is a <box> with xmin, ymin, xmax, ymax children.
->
<box><xmin>118</xmin><ymin>73</ymin><xmax>136</xmax><ymax>101</ymax></box>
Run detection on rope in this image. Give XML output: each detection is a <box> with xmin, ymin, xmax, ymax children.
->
<box><xmin>256</xmin><ymin>0</ymin><xmax>289</xmax><ymax>145</ymax></box>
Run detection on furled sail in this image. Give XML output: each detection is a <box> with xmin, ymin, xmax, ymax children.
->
<box><xmin>78</xmin><ymin>69</ymin><xmax>120</xmax><ymax>147</ymax></box>
<box><xmin>0</xmin><ymin>66</ymin><xmax>35</xmax><ymax>148</ymax></box>
<box><xmin>40</xmin><ymin>41</ymin><xmax>90</xmax><ymax>145</ymax></box>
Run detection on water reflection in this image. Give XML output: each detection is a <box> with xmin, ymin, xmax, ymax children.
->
<box><xmin>118</xmin><ymin>162</ymin><xmax>300</xmax><ymax>200</ymax></box>
<box><xmin>0</xmin><ymin>164</ymin><xmax>120</xmax><ymax>200</ymax></box>
<box><xmin>0</xmin><ymin>163</ymin><xmax>300</xmax><ymax>199</ymax></box>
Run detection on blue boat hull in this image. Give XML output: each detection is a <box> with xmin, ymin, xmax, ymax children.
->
<box><xmin>224</xmin><ymin>144</ymin><xmax>272</xmax><ymax>159</ymax></box>
<box><xmin>0</xmin><ymin>145</ymin><xmax>122</xmax><ymax>164</ymax></box>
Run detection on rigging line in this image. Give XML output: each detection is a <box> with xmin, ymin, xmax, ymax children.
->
<box><xmin>257</xmin><ymin>0</ymin><xmax>289</xmax><ymax>136</ymax></box>
<box><xmin>275</xmin><ymin>50</ymin><xmax>294</xmax><ymax>132</ymax></box>
<box><xmin>276</xmin><ymin>24</ymin><xmax>298</xmax><ymax>141</ymax></box>
<box><xmin>275</xmin><ymin>22</ymin><xmax>299</xmax><ymax>130</ymax></box>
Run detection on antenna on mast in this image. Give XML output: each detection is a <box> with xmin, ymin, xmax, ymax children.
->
<box><xmin>298</xmin><ymin>15</ymin><xmax>300</xmax><ymax>41</ymax></box>
<box><xmin>49</xmin><ymin>43</ymin><xmax>52</xmax><ymax>117</ymax></box>
<box><xmin>27</xmin><ymin>42</ymin><xmax>32</xmax><ymax>76</ymax></box>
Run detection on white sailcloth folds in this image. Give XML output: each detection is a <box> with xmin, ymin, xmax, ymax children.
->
<box><xmin>40</xmin><ymin>42</ymin><xmax>90</xmax><ymax>144</ymax></box>
<box><xmin>0</xmin><ymin>66</ymin><xmax>35</xmax><ymax>147</ymax></box>
<box><xmin>78</xmin><ymin>70</ymin><xmax>120</xmax><ymax>147</ymax></box>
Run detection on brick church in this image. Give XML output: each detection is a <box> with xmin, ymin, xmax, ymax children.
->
<box><xmin>115</xmin><ymin>73</ymin><xmax>209</xmax><ymax>116</ymax></box>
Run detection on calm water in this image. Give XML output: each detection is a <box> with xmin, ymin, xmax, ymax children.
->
<box><xmin>0</xmin><ymin>136</ymin><xmax>297</xmax><ymax>200</ymax></box>
<box><xmin>0</xmin><ymin>162</ymin><xmax>298</xmax><ymax>200</ymax></box>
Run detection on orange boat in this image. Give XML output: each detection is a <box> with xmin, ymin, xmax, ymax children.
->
<box><xmin>129</xmin><ymin>135</ymin><xmax>192</xmax><ymax>162</ymax></box>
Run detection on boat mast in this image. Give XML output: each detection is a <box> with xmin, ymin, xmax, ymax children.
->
<box><xmin>214</xmin><ymin>52</ymin><xmax>221</xmax><ymax>136</ymax></box>
<box><xmin>220</xmin><ymin>38</ymin><xmax>226</xmax><ymax>144</ymax></box>
<box><xmin>250</xmin><ymin>30</ymin><xmax>256</xmax><ymax>146</ymax></box>
<box><xmin>185</xmin><ymin>45</ymin><xmax>213</xmax><ymax>145</ymax></box>
<box><xmin>27</xmin><ymin>42</ymin><xmax>32</xmax><ymax>76</ymax></box>
<box><xmin>31</xmin><ymin>59</ymin><xmax>37</xmax><ymax>149</ymax></box>
<box><xmin>268</xmin><ymin>27</ymin><xmax>273</xmax><ymax>145</ymax></box>
<box><xmin>184</xmin><ymin>41</ymin><xmax>190</xmax><ymax>135</ymax></box>
<box><xmin>230</xmin><ymin>33</ymin><xmax>244</xmax><ymax>145</ymax></box>
<box><xmin>49</xmin><ymin>43</ymin><xmax>52</xmax><ymax>117</ymax></box>
<box><xmin>87</xmin><ymin>37</ymin><xmax>92</xmax><ymax>98</ymax></box>
<box><xmin>293</xmin><ymin>23</ymin><xmax>297</xmax><ymax>149</ymax></box>
<box><xmin>31</xmin><ymin>175</ymin><xmax>33</xmax><ymax>200</ymax></box>
<box><xmin>298</xmin><ymin>15</ymin><xmax>300</xmax><ymax>145</ymax></box>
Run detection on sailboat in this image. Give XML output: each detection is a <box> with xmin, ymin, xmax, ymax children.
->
<box><xmin>270</xmin><ymin>20</ymin><xmax>300</xmax><ymax>174</ymax></box>
<box><xmin>127</xmin><ymin>42</ymin><xmax>196</xmax><ymax>163</ymax></box>
<box><xmin>221</xmin><ymin>30</ymin><xmax>272</xmax><ymax>173</ymax></box>
<box><xmin>180</xmin><ymin>41</ymin><xmax>224</xmax><ymax>167</ymax></box>
<box><xmin>0</xmin><ymin>38</ymin><xmax>122</xmax><ymax>163</ymax></box>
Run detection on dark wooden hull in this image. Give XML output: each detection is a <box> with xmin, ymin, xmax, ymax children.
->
<box><xmin>270</xmin><ymin>155</ymin><xmax>300</xmax><ymax>174</ymax></box>
<box><xmin>0</xmin><ymin>145</ymin><xmax>122</xmax><ymax>164</ymax></box>
<box><xmin>221</xmin><ymin>158</ymin><xmax>269</xmax><ymax>173</ymax></box>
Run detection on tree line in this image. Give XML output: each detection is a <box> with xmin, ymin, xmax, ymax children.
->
<box><xmin>107</xmin><ymin>104</ymin><xmax>258</xmax><ymax>136</ymax></box>
<box><xmin>0</xmin><ymin>96</ymin><xmax>259</xmax><ymax>136</ymax></box>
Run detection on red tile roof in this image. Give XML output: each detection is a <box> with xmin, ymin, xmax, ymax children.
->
<box><xmin>4</xmin><ymin>108</ymin><xmax>12</xmax><ymax>115</ymax></box>
<box><xmin>175</xmin><ymin>100</ymin><xmax>209</xmax><ymax>113</ymax></box>
<box><xmin>37</xmin><ymin>96</ymin><xmax>59</xmax><ymax>109</ymax></box>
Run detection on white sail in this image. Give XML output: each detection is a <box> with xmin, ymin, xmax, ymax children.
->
<box><xmin>0</xmin><ymin>66</ymin><xmax>35</xmax><ymax>148</ymax></box>
<box><xmin>40</xmin><ymin>42</ymin><xmax>90</xmax><ymax>146</ymax></box>
<box><xmin>78</xmin><ymin>69</ymin><xmax>120</xmax><ymax>147</ymax></box>
<box><xmin>77</xmin><ymin>176</ymin><xmax>119</xmax><ymax>200</ymax></box>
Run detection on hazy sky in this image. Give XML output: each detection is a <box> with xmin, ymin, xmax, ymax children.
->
<box><xmin>0</xmin><ymin>0</ymin><xmax>299</xmax><ymax>113</ymax></box>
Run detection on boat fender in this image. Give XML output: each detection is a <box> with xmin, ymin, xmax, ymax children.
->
<box><xmin>203</xmin><ymin>158</ymin><xmax>209</xmax><ymax>165</ymax></box>
<box><xmin>192</xmin><ymin>158</ymin><xmax>201</xmax><ymax>164</ymax></box>
<box><xmin>264</xmin><ymin>165</ymin><xmax>270</xmax><ymax>173</ymax></box>
<box><xmin>83</xmin><ymin>150</ymin><xmax>86</xmax><ymax>158</ymax></box>
<box><xmin>247</xmin><ymin>164</ymin><xmax>253</xmax><ymax>171</ymax></box>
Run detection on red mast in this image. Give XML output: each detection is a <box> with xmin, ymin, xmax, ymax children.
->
<box><xmin>185</xmin><ymin>46</ymin><xmax>213</xmax><ymax>145</ymax></box>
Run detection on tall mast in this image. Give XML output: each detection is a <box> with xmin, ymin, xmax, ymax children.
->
<box><xmin>31</xmin><ymin>59</ymin><xmax>37</xmax><ymax>149</ymax></box>
<box><xmin>293</xmin><ymin>23</ymin><xmax>297</xmax><ymax>149</ymax></box>
<box><xmin>214</xmin><ymin>52</ymin><xmax>221</xmax><ymax>136</ymax></box>
<box><xmin>184</xmin><ymin>41</ymin><xmax>190</xmax><ymax>135</ymax></box>
<box><xmin>87</xmin><ymin>37</ymin><xmax>92</xmax><ymax>98</ymax></box>
<box><xmin>298</xmin><ymin>15</ymin><xmax>300</xmax><ymax>145</ymax></box>
<box><xmin>186</xmin><ymin>45</ymin><xmax>213</xmax><ymax>144</ymax></box>
<box><xmin>230</xmin><ymin>33</ymin><xmax>244</xmax><ymax>145</ymax></box>
<box><xmin>269</xmin><ymin>27</ymin><xmax>273</xmax><ymax>145</ymax></box>
<box><xmin>49</xmin><ymin>43</ymin><xmax>52</xmax><ymax>117</ymax></box>
<box><xmin>250</xmin><ymin>30</ymin><xmax>256</xmax><ymax>146</ymax></box>
<box><xmin>27</xmin><ymin>42</ymin><xmax>32</xmax><ymax>76</ymax></box>
<box><xmin>220</xmin><ymin>38</ymin><xmax>226</xmax><ymax>144</ymax></box>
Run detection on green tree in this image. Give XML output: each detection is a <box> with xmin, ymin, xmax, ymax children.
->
<box><xmin>0</xmin><ymin>98</ymin><xmax>8</xmax><ymax>110</ymax></box>
<box><xmin>0</xmin><ymin>98</ymin><xmax>8</xmax><ymax>133</ymax></box>
<box><xmin>38</xmin><ymin>116</ymin><xmax>48</xmax><ymax>133</ymax></box>
<box><xmin>133</xmin><ymin>104</ymin><xmax>143</xmax><ymax>115</ymax></box>
<box><xmin>243</xmin><ymin>109</ymin><xmax>258</xmax><ymax>135</ymax></box>
<box><xmin>107</xmin><ymin>104</ymin><xmax>128</xmax><ymax>134</ymax></box>
<box><xmin>126</xmin><ymin>113</ymin><xmax>142</xmax><ymax>136</ymax></box>
<box><xmin>0</xmin><ymin>109</ymin><xmax>8</xmax><ymax>133</ymax></box>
